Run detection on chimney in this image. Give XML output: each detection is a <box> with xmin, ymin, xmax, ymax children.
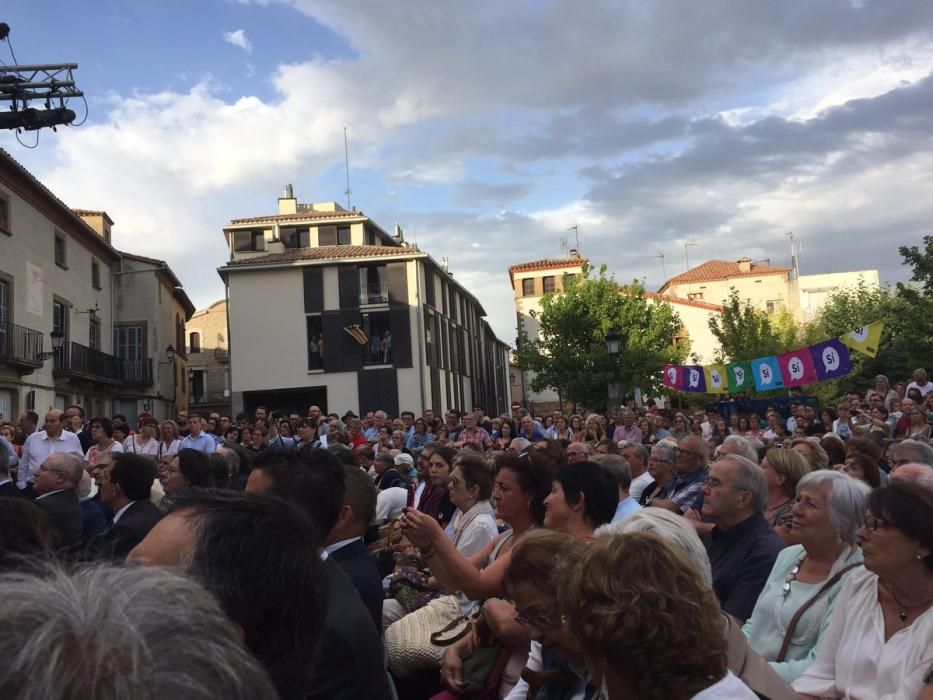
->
<box><xmin>394</xmin><ymin>222</ymin><xmax>405</xmax><ymax>242</ymax></box>
<box><xmin>75</xmin><ymin>210</ymin><xmax>113</xmax><ymax>244</ymax></box>
<box><xmin>441</xmin><ymin>257</ymin><xmax>449</xmax><ymax>274</ymax></box>
<box><xmin>568</xmin><ymin>248</ymin><xmax>579</xmax><ymax>259</ymax></box>
<box><xmin>278</xmin><ymin>184</ymin><xmax>297</xmax><ymax>215</ymax></box>
<box><xmin>737</xmin><ymin>256</ymin><xmax>752</xmax><ymax>273</ymax></box>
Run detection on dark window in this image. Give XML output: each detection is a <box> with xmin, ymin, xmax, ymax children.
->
<box><xmin>191</xmin><ymin>370</ymin><xmax>205</xmax><ymax>403</ymax></box>
<box><xmin>233</xmin><ymin>230</ymin><xmax>265</xmax><ymax>252</ymax></box>
<box><xmin>521</xmin><ymin>278</ymin><xmax>534</xmax><ymax>296</ymax></box>
<box><xmin>362</xmin><ymin>311</ymin><xmax>392</xmax><ymax>365</ymax></box>
<box><xmin>0</xmin><ymin>279</ymin><xmax>9</xmax><ymax>326</ymax></box>
<box><xmin>91</xmin><ymin>260</ymin><xmax>101</xmax><ymax>290</ymax></box>
<box><xmin>318</xmin><ymin>226</ymin><xmax>337</xmax><ymax>246</ymax></box>
<box><xmin>359</xmin><ymin>265</ymin><xmax>388</xmax><ymax>305</ymax></box>
<box><xmin>54</xmin><ymin>233</ymin><xmax>67</xmax><ymax>268</ymax></box>
<box><xmin>89</xmin><ymin>318</ymin><xmax>100</xmax><ymax>351</ymax></box>
<box><xmin>282</xmin><ymin>227</ymin><xmax>310</xmax><ymax>249</ymax></box>
<box><xmin>542</xmin><ymin>276</ymin><xmax>556</xmax><ymax>294</ymax></box>
<box><xmin>53</xmin><ymin>300</ymin><xmax>69</xmax><ymax>365</ymax></box>
<box><xmin>424</xmin><ymin>269</ymin><xmax>435</xmax><ymax>306</ymax></box>
<box><xmin>0</xmin><ymin>191</ymin><xmax>10</xmax><ymax>233</ymax></box>
<box><xmin>189</xmin><ymin>332</ymin><xmax>201</xmax><ymax>353</ymax></box>
<box><xmin>564</xmin><ymin>273</ymin><xmax>577</xmax><ymax>287</ymax></box>
<box><xmin>307</xmin><ymin>315</ymin><xmax>324</xmax><ymax>370</ymax></box>
<box><xmin>337</xmin><ymin>226</ymin><xmax>351</xmax><ymax>245</ymax></box>
<box><xmin>425</xmin><ymin>309</ymin><xmax>435</xmax><ymax>366</ymax></box>
<box><xmin>364</xmin><ymin>227</ymin><xmax>375</xmax><ymax>245</ymax></box>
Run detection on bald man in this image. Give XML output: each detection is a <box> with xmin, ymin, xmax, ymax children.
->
<box><xmin>18</xmin><ymin>409</ymin><xmax>84</xmax><ymax>491</ymax></box>
<box><xmin>890</xmin><ymin>463</ymin><xmax>933</xmax><ymax>489</ymax></box>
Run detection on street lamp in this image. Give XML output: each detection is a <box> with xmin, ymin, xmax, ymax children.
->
<box><xmin>159</xmin><ymin>345</ymin><xmax>177</xmax><ymax>405</ymax></box>
<box><xmin>605</xmin><ymin>329</ymin><xmax>623</xmax><ymax>413</ymax></box>
<box><xmin>37</xmin><ymin>329</ymin><xmax>66</xmax><ymax>362</ymax></box>
<box><xmin>605</xmin><ymin>329</ymin><xmax>621</xmax><ymax>356</ymax></box>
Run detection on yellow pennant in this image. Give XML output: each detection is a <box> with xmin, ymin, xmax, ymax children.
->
<box><xmin>703</xmin><ymin>363</ymin><xmax>728</xmax><ymax>393</ymax></box>
<box><xmin>839</xmin><ymin>321</ymin><xmax>884</xmax><ymax>358</ymax></box>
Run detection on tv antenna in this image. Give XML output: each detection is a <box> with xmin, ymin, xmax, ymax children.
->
<box><xmin>0</xmin><ymin>23</ymin><xmax>87</xmax><ymax>142</ymax></box>
<box><xmin>343</xmin><ymin>125</ymin><xmax>352</xmax><ymax>210</ymax></box>
<box><xmin>567</xmin><ymin>225</ymin><xmax>580</xmax><ymax>252</ymax></box>
<box><xmin>559</xmin><ymin>236</ymin><xmax>569</xmax><ymax>256</ymax></box>
<box><xmin>684</xmin><ymin>240</ymin><xmax>698</xmax><ymax>271</ymax></box>
<box><xmin>654</xmin><ymin>252</ymin><xmax>667</xmax><ymax>282</ymax></box>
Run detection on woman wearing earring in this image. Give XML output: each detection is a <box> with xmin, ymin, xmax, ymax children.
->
<box><xmin>794</xmin><ymin>482</ymin><xmax>933</xmax><ymax>699</ymax></box>
<box><xmin>743</xmin><ymin>471</ymin><xmax>869</xmax><ymax>683</ymax></box>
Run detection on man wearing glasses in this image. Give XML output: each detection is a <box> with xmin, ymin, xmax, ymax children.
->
<box><xmin>649</xmin><ymin>435</ymin><xmax>709</xmax><ymax>514</ymax></box>
<box><xmin>33</xmin><ymin>452</ymin><xmax>85</xmax><ymax>547</ymax></box>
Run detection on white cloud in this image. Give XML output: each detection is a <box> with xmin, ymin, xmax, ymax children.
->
<box><xmin>223</xmin><ymin>29</ymin><xmax>253</xmax><ymax>53</ymax></box>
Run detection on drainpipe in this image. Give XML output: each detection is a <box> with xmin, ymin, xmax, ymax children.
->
<box><xmin>414</xmin><ymin>261</ymin><xmax>427</xmax><ymax>413</ymax></box>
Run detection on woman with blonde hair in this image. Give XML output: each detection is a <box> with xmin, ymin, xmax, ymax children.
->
<box><xmin>558</xmin><ymin>532</ymin><xmax>757</xmax><ymax>699</ymax></box>
<box><xmin>790</xmin><ymin>437</ymin><xmax>829</xmax><ymax>471</ymax></box>
<box><xmin>761</xmin><ymin>447</ymin><xmax>811</xmax><ymax>542</ymax></box>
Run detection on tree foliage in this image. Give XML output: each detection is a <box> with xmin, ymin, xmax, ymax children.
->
<box><xmin>514</xmin><ymin>264</ymin><xmax>687</xmax><ymax>409</ymax></box>
<box><xmin>804</xmin><ymin>241</ymin><xmax>933</xmax><ymax>398</ymax></box>
<box><xmin>708</xmin><ymin>288</ymin><xmax>800</xmax><ymax>364</ymax></box>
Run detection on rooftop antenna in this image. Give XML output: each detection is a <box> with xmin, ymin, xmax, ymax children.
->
<box><xmin>559</xmin><ymin>236</ymin><xmax>569</xmax><ymax>256</ymax></box>
<box><xmin>654</xmin><ymin>252</ymin><xmax>667</xmax><ymax>282</ymax></box>
<box><xmin>786</xmin><ymin>231</ymin><xmax>800</xmax><ymax>280</ymax></box>
<box><xmin>684</xmin><ymin>240</ymin><xmax>698</xmax><ymax>271</ymax></box>
<box><xmin>567</xmin><ymin>225</ymin><xmax>580</xmax><ymax>253</ymax></box>
<box><xmin>343</xmin><ymin>126</ymin><xmax>352</xmax><ymax>210</ymax></box>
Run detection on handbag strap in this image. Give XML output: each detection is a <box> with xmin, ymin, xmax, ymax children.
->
<box><xmin>430</xmin><ymin>614</ymin><xmax>472</xmax><ymax>647</ymax></box>
<box><xmin>776</xmin><ymin>562</ymin><xmax>861</xmax><ymax>662</ymax></box>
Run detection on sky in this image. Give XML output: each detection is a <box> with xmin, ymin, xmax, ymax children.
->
<box><xmin>3</xmin><ymin>0</ymin><xmax>933</xmax><ymax>343</ymax></box>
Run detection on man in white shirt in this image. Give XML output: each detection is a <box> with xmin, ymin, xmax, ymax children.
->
<box><xmin>907</xmin><ymin>368</ymin><xmax>933</xmax><ymax>398</ymax></box>
<box><xmin>18</xmin><ymin>409</ymin><xmax>84</xmax><ymax>490</ymax></box>
<box><xmin>619</xmin><ymin>441</ymin><xmax>653</xmax><ymax>502</ymax></box>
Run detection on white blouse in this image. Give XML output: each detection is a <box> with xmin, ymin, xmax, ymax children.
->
<box><xmin>792</xmin><ymin>567</ymin><xmax>933</xmax><ymax>699</ymax></box>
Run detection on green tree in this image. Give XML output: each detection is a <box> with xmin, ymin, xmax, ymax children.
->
<box><xmin>708</xmin><ymin>288</ymin><xmax>800</xmax><ymax>363</ymax></box>
<box><xmin>514</xmin><ymin>264</ymin><xmax>686</xmax><ymax>409</ymax></box>
<box><xmin>898</xmin><ymin>235</ymin><xmax>933</xmax><ymax>296</ymax></box>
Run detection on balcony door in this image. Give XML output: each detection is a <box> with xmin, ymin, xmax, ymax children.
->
<box><xmin>113</xmin><ymin>325</ymin><xmax>144</xmax><ymax>382</ymax></box>
<box><xmin>52</xmin><ymin>300</ymin><xmax>69</xmax><ymax>367</ymax></box>
<box><xmin>0</xmin><ymin>279</ymin><xmax>8</xmax><ymax>355</ymax></box>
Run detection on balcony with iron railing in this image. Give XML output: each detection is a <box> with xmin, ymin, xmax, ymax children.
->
<box><xmin>359</xmin><ymin>281</ymin><xmax>389</xmax><ymax>306</ymax></box>
<box><xmin>119</xmin><ymin>358</ymin><xmax>153</xmax><ymax>386</ymax></box>
<box><xmin>363</xmin><ymin>344</ymin><xmax>392</xmax><ymax>366</ymax></box>
<box><xmin>54</xmin><ymin>341</ymin><xmax>122</xmax><ymax>384</ymax></box>
<box><xmin>54</xmin><ymin>342</ymin><xmax>152</xmax><ymax>386</ymax></box>
<box><xmin>0</xmin><ymin>321</ymin><xmax>43</xmax><ymax>369</ymax></box>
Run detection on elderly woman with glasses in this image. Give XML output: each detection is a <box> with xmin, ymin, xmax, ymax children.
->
<box><xmin>638</xmin><ymin>439</ymin><xmax>678</xmax><ymax>507</ymax></box>
<box><xmin>794</xmin><ymin>483</ymin><xmax>933</xmax><ymax>700</ymax></box>
<box><xmin>743</xmin><ymin>471</ymin><xmax>869</xmax><ymax>683</ymax></box>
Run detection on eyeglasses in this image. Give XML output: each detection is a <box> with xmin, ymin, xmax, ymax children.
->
<box><xmin>514</xmin><ymin>604</ymin><xmax>558</xmax><ymax>629</ymax></box>
<box><xmin>677</xmin><ymin>447</ymin><xmax>706</xmax><ymax>459</ymax></box>
<box><xmin>862</xmin><ymin>514</ymin><xmax>886</xmax><ymax>532</ymax></box>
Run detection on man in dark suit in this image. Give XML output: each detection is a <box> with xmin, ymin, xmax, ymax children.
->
<box><xmin>87</xmin><ymin>453</ymin><xmax>162</xmax><ymax>561</ymax></box>
<box><xmin>33</xmin><ymin>453</ymin><xmax>84</xmax><ymax>547</ymax></box>
<box><xmin>326</xmin><ymin>465</ymin><xmax>383</xmax><ymax>631</ymax></box>
<box><xmin>129</xmin><ymin>490</ymin><xmax>330</xmax><ymax>700</ymax></box>
<box><xmin>245</xmin><ymin>448</ymin><xmax>393</xmax><ymax>700</ymax></box>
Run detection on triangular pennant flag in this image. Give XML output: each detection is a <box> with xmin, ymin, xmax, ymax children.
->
<box><xmin>839</xmin><ymin>321</ymin><xmax>884</xmax><ymax>358</ymax></box>
<box><xmin>703</xmin><ymin>364</ymin><xmax>728</xmax><ymax>393</ymax></box>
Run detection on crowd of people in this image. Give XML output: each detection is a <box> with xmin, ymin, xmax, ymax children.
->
<box><xmin>0</xmin><ymin>368</ymin><xmax>931</xmax><ymax>699</ymax></box>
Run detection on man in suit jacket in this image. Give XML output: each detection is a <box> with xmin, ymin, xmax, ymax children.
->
<box><xmin>87</xmin><ymin>453</ymin><xmax>163</xmax><ymax>561</ymax></box>
<box><xmin>325</xmin><ymin>465</ymin><xmax>383</xmax><ymax>631</ymax></box>
<box><xmin>32</xmin><ymin>452</ymin><xmax>84</xmax><ymax>547</ymax></box>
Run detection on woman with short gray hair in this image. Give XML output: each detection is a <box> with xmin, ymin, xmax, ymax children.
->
<box><xmin>743</xmin><ymin>470</ymin><xmax>869</xmax><ymax>683</ymax></box>
<box><xmin>638</xmin><ymin>439</ymin><xmax>678</xmax><ymax>507</ymax></box>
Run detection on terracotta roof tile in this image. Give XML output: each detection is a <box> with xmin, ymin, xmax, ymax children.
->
<box><xmin>642</xmin><ymin>291</ymin><xmax>723</xmax><ymax>312</ymax></box>
<box><xmin>659</xmin><ymin>259</ymin><xmax>790</xmax><ymax>293</ymax></box>
<box><xmin>228</xmin><ymin>210</ymin><xmax>363</xmax><ymax>225</ymax></box>
<box><xmin>507</xmin><ymin>256</ymin><xmax>587</xmax><ymax>282</ymax></box>
<box><xmin>223</xmin><ymin>244</ymin><xmax>418</xmax><ymax>267</ymax></box>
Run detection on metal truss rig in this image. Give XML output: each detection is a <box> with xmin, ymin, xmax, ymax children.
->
<box><xmin>0</xmin><ymin>63</ymin><xmax>83</xmax><ymax>131</ymax></box>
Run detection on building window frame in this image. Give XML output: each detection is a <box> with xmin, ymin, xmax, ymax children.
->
<box><xmin>91</xmin><ymin>259</ymin><xmax>101</xmax><ymax>290</ymax></box>
<box><xmin>54</xmin><ymin>231</ymin><xmax>68</xmax><ymax>269</ymax></box>
<box><xmin>542</xmin><ymin>276</ymin><xmax>556</xmax><ymax>294</ymax></box>
<box><xmin>0</xmin><ymin>189</ymin><xmax>10</xmax><ymax>235</ymax></box>
<box><xmin>521</xmin><ymin>278</ymin><xmax>534</xmax><ymax>297</ymax></box>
